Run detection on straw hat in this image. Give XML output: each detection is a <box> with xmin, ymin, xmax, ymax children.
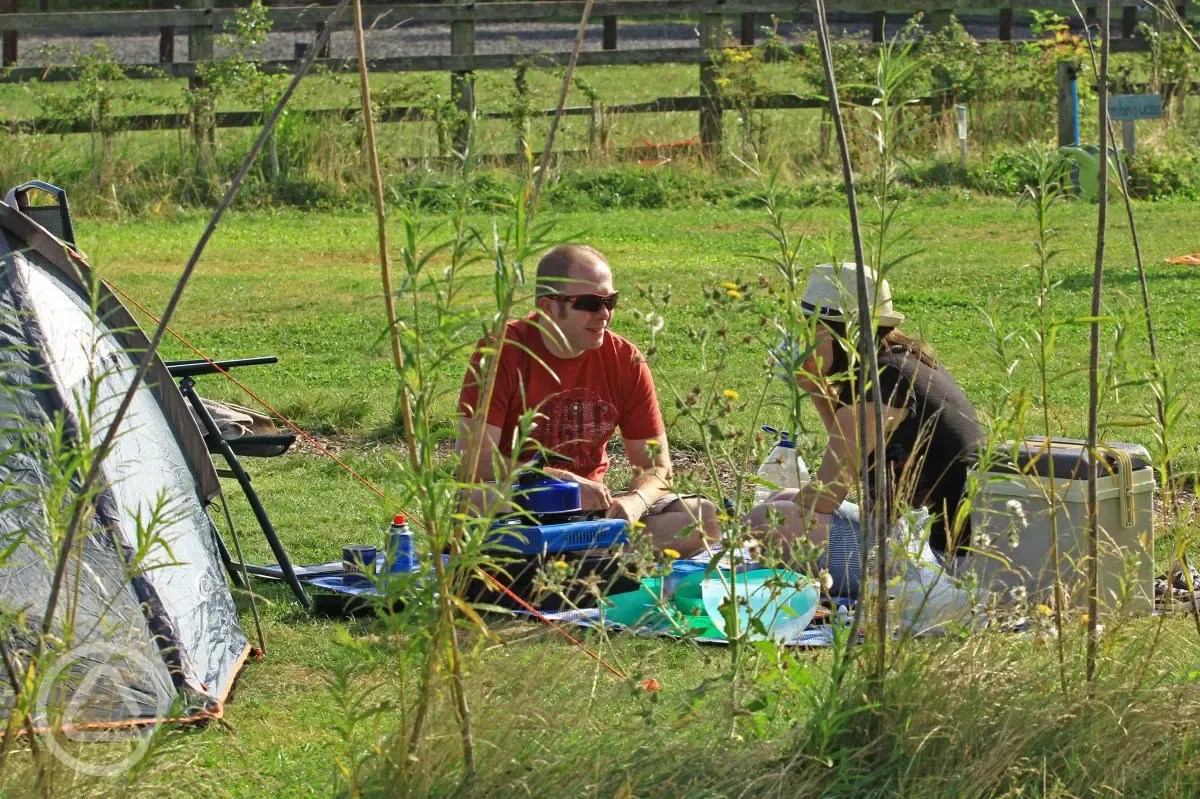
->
<box><xmin>799</xmin><ymin>263</ymin><xmax>905</xmax><ymax>328</ymax></box>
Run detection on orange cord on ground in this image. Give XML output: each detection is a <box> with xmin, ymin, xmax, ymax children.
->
<box><xmin>97</xmin><ymin>269</ymin><xmax>627</xmax><ymax>682</ymax></box>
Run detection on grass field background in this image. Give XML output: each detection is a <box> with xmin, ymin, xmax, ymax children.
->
<box><xmin>23</xmin><ymin>193</ymin><xmax>1200</xmax><ymax>796</ymax></box>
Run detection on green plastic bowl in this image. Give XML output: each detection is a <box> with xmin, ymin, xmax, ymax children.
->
<box><xmin>672</xmin><ymin>577</ymin><xmax>706</xmax><ymax>616</ymax></box>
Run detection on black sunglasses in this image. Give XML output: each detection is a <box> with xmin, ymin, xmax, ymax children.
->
<box><xmin>553</xmin><ymin>292</ymin><xmax>619</xmax><ymax>312</ymax></box>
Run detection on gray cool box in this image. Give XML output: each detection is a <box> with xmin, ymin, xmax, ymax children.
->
<box><xmin>969</xmin><ymin>438</ymin><xmax>1155</xmax><ymax>615</ymax></box>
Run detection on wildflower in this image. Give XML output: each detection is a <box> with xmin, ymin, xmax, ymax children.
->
<box><xmin>645</xmin><ymin>438</ymin><xmax>659</xmax><ymax>447</ymax></box>
<box><xmin>1036</xmin><ymin>604</ymin><xmax>1054</xmax><ymax>617</ymax></box>
<box><xmin>720</xmin><ymin>281</ymin><xmax>739</xmax><ymax>290</ymax></box>
<box><xmin>726</xmin><ymin>289</ymin><xmax>743</xmax><ymax>300</ymax></box>
<box><xmin>1006</xmin><ymin>499</ymin><xmax>1029</xmax><ymax>528</ymax></box>
<box><xmin>663</xmin><ymin>548</ymin><xmax>682</xmax><ymax>560</ymax></box>
<box><xmin>818</xmin><ymin>569</ymin><xmax>834</xmax><ymax>592</ymax></box>
<box><xmin>723</xmin><ymin>389</ymin><xmax>740</xmax><ymax>401</ymax></box>
<box><xmin>1006</xmin><ymin>526</ymin><xmax>1021</xmax><ymax>549</ymax></box>
<box><xmin>640</xmin><ymin>677</ymin><xmax>661</xmax><ymax>693</ymax></box>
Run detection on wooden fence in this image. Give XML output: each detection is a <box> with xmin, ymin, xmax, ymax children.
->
<box><xmin>0</xmin><ymin>0</ymin><xmax>1180</xmax><ymax>152</ymax></box>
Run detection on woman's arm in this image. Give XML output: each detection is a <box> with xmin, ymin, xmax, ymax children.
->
<box><xmin>795</xmin><ymin>401</ymin><xmax>907</xmax><ymax>516</ymax></box>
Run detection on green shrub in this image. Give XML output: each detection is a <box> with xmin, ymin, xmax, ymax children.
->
<box><xmin>966</xmin><ymin>147</ymin><xmax>1044</xmax><ymax>195</ymax></box>
<box><xmin>546</xmin><ymin>166</ymin><xmax>708</xmax><ymax>210</ymax></box>
<box><xmin>1125</xmin><ymin>148</ymin><xmax>1200</xmax><ymax>200</ymax></box>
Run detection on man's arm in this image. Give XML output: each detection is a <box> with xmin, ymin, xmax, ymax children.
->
<box><xmin>455</xmin><ymin>420</ymin><xmax>506</xmax><ymax>483</ymax></box>
<box><xmin>454</xmin><ymin>420</ymin><xmax>614</xmax><ymax>510</ymax></box>
<box><xmin>606</xmin><ymin>435</ymin><xmax>673</xmax><ymax>522</ymax></box>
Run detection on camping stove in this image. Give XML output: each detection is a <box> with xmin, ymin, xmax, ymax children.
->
<box><xmin>465</xmin><ymin>465</ymin><xmax>637</xmax><ymax>610</ymax></box>
<box><xmin>486</xmin><ymin>468</ymin><xmax>629</xmax><ymax>554</ymax></box>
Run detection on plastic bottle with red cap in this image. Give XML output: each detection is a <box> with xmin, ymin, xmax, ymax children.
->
<box><xmin>386</xmin><ymin>514</ymin><xmax>418</xmax><ymax>574</ymax></box>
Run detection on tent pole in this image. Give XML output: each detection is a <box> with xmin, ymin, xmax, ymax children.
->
<box><xmin>215</xmin><ymin>492</ymin><xmax>267</xmax><ymax>656</ymax></box>
<box><xmin>212</xmin><ymin>526</ymin><xmax>248</xmax><ymax>589</ymax></box>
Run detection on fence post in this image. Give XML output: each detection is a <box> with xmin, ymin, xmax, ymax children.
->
<box><xmin>699</xmin><ymin>12</ymin><xmax>723</xmax><ymax>155</ymax></box>
<box><xmin>740</xmin><ymin>12</ymin><xmax>755</xmax><ymax>46</ymax></box>
<box><xmin>156</xmin><ymin>0</ymin><xmax>176</xmax><ymax>64</ymax></box>
<box><xmin>929</xmin><ymin>8</ymin><xmax>952</xmax><ymax>33</ymax></box>
<box><xmin>603</xmin><ymin>15</ymin><xmax>617</xmax><ymax>49</ymax></box>
<box><xmin>451</xmin><ymin>11</ymin><xmax>476</xmax><ymax>155</ymax></box>
<box><xmin>999</xmin><ymin>8</ymin><xmax>1013</xmax><ymax>41</ymax></box>
<box><xmin>1057</xmin><ymin>61</ymin><xmax>1079</xmax><ymax>147</ymax></box>
<box><xmin>189</xmin><ymin>0</ymin><xmax>215</xmax><ymax>146</ymax></box>
<box><xmin>315</xmin><ymin>0</ymin><xmax>334</xmax><ymax>59</ymax></box>
<box><xmin>2</xmin><ymin>0</ymin><xmax>17</xmax><ymax>69</ymax></box>
<box><xmin>1121</xmin><ymin>6</ymin><xmax>1137</xmax><ymax>37</ymax></box>
<box><xmin>189</xmin><ymin>0</ymin><xmax>214</xmax><ymax>62</ymax></box>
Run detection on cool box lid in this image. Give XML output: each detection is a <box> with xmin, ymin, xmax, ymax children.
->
<box><xmin>987</xmin><ymin>437</ymin><xmax>1151</xmax><ymax>481</ymax></box>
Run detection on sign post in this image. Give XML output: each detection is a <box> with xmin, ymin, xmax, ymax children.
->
<box><xmin>1108</xmin><ymin>94</ymin><xmax>1162</xmax><ymax>156</ymax></box>
<box><xmin>956</xmin><ymin>104</ymin><xmax>968</xmax><ymax>170</ymax></box>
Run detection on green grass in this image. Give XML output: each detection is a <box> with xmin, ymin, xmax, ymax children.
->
<box><xmin>10</xmin><ymin>196</ymin><xmax>1200</xmax><ymax>796</ymax></box>
<box><xmin>90</xmin><ymin>196</ymin><xmax>1200</xmax><ymax>463</ymax></box>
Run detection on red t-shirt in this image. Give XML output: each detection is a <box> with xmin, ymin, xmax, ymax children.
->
<box><xmin>458</xmin><ymin>314</ymin><xmax>665</xmax><ymax>483</ymax></box>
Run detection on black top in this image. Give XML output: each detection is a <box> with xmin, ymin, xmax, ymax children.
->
<box><xmin>833</xmin><ymin>347</ymin><xmax>984</xmax><ymax>554</ymax></box>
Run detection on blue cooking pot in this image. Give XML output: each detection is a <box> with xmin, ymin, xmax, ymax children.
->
<box><xmin>513</xmin><ymin>470</ymin><xmax>582</xmax><ymax>517</ymax></box>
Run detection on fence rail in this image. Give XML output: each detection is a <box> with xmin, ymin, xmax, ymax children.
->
<box><xmin>2</xmin><ymin>91</ymin><xmax>846</xmax><ymax>134</ymax></box>
<box><xmin>0</xmin><ymin>0</ymin><xmax>1153</xmax><ymax>35</ymax></box>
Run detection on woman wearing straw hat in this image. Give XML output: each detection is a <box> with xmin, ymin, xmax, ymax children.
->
<box><xmin>749</xmin><ymin>263</ymin><xmax>984</xmax><ymax>598</ymax></box>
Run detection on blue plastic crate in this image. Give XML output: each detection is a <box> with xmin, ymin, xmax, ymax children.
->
<box><xmin>486</xmin><ymin>518</ymin><xmax>629</xmax><ymax>554</ymax></box>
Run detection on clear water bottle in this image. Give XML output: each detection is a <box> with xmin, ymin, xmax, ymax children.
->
<box><xmin>386</xmin><ymin>514</ymin><xmax>418</xmax><ymax>574</ymax></box>
<box><xmin>754</xmin><ymin>426</ymin><xmax>811</xmax><ymax>505</ymax></box>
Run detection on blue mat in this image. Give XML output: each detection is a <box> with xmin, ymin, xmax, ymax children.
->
<box><xmin>304</xmin><ymin>575</ymin><xmax>848</xmax><ymax>647</ymax></box>
<box><xmin>517</xmin><ymin>605</ymin><xmax>846</xmax><ymax>647</ymax></box>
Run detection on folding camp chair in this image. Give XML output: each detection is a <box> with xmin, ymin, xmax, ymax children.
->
<box><xmin>6</xmin><ymin>181</ymin><xmax>78</xmax><ymax>248</ymax></box>
<box><xmin>168</xmin><ymin>358</ymin><xmax>312</xmax><ymax>609</ymax></box>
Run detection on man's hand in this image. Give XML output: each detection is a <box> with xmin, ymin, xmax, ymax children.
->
<box><xmin>605</xmin><ymin>493</ymin><xmax>647</xmax><ymax>524</ymax></box>
<box><xmin>547</xmin><ymin>469</ymin><xmax>612</xmax><ymax>510</ymax></box>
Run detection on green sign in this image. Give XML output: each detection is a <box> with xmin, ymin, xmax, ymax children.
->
<box><xmin>1109</xmin><ymin>94</ymin><xmax>1162</xmax><ymax>122</ymax></box>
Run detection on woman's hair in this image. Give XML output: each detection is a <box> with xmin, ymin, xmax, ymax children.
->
<box><xmin>818</xmin><ymin>320</ymin><xmax>938</xmax><ymax>374</ymax></box>
<box><xmin>882</xmin><ymin>327</ymin><xmax>938</xmax><ymax>368</ymax></box>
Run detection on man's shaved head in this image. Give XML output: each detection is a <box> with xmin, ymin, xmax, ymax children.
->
<box><xmin>535</xmin><ymin>244</ymin><xmax>609</xmax><ymax>298</ymax></box>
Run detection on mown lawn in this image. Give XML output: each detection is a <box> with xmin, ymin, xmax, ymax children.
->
<box><xmin>34</xmin><ymin>194</ymin><xmax>1200</xmax><ymax>796</ymax></box>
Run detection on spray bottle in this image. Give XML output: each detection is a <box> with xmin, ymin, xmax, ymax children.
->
<box><xmin>754</xmin><ymin>426</ymin><xmax>811</xmax><ymax>505</ymax></box>
<box><xmin>385</xmin><ymin>514</ymin><xmax>418</xmax><ymax>575</ymax></box>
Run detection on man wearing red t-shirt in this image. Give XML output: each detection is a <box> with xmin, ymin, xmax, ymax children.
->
<box><xmin>457</xmin><ymin>244</ymin><xmax>717</xmax><ymax>555</ymax></box>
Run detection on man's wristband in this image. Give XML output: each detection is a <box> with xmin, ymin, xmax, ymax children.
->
<box><xmin>632</xmin><ymin>488</ymin><xmax>651</xmax><ymax>517</ymax></box>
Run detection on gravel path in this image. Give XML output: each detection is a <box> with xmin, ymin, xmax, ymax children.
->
<box><xmin>14</xmin><ymin>15</ymin><xmax>1056</xmax><ymax>67</ymax></box>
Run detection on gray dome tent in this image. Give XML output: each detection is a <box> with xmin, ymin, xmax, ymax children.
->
<box><xmin>0</xmin><ymin>190</ymin><xmax>248</xmax><ymax>734</ymax></box>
